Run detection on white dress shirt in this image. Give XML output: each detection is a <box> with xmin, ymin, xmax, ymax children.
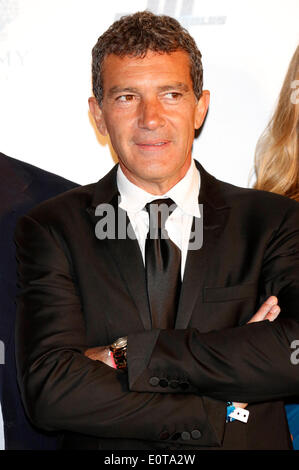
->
<box><xmin>117</xmin><ymin>159</ymin><xmax>201</xmax><ymax>280</ymax></box>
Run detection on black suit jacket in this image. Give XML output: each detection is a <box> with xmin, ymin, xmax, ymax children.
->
<box><xmin>0</xmin><ymin>152</ymin><xmax>78</xmax><ymax>449</ymax></box>
<box><xmin>14</xmin><ymin>161</ymin><xmax>299</xmax><ymax>450</ymax></box>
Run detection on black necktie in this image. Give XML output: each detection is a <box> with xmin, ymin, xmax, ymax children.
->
<box><xmin>145</xmin><ymin>198</ymin><xmax>181</xmax><ymax>329</ymax></box>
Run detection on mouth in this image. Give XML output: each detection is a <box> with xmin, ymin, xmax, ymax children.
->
<box><xmin>135</xmin><ymin>141</ymin><xmax>171</xmax><ymax>151</ymax></box>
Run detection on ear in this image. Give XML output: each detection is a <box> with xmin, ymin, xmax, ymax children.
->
<box><xmin>194</xmin><ymin>90</ymin><xmax>210</xmax><ymax>130</ymax></box>
<box><xmin>88</xmin><ymin>96</ymin><xmax>108</xmax><ymax>136</ymax></box>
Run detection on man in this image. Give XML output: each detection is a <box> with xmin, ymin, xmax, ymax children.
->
<box><xmin>14</xmin><ymin>12</ymin><xmax>299</xmax><ymax>450</ymax></box>
<box><xmin>0</xmin><ymin>152</ymin><xmax>78</xmax><ymax>449</ymax></box>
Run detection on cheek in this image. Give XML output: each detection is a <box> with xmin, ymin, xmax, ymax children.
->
<box><xmin>173</xmin><ymin>122</ymin><xmax>195</xmax><ymax>149</ymax></box>
<box><xmin>108</xmin><ymin>130</ymin><xmax>134</xmax><ymax>162</ymax></box>
<box><xmin>106</xmin><ymin>114</ymin><xmax>133</xmax><ymax>141</ymax></box>
<box><xmin>171</xmin><ymin>108</ymin><xmax>196</xmax><ymax>133</ymax></box>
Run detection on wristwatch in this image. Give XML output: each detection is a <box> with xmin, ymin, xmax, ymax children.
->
<box><xmin>110</xmin><ymin>336</ymin><xmax>127</xmax><ymax>369</ymax></box>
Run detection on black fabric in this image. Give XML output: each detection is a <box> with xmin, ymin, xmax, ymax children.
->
<box><xmin>145</xmin><ymin>199</ymin><xmax>181</xmax><ymax>329</ymax></box>
<box><xmin>0</xmin><ymin>152</ymin><xmax>78</xmax><ymax>449</ymax></box>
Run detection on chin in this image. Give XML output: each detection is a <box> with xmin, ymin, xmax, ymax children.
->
<box><xmin>141</xmin><ymin>167</ymin><xmax>173</xmax><ymax>182</ymax></box>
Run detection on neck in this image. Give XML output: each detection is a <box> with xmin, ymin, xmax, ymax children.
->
<box><xmin>120</xmin><ymin>159</ymin><xmax>192</xmax><ymax>195</ymax></box>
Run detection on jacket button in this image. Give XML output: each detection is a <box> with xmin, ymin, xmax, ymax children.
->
<box><xmin>181</xmin><ymin>431</ymin><xmax>191</xmax><ymax>441</ymax></box>
<box><xmin>160</xmin><ymin>431</ymin><xmax>170</xmax><ymax>440</ymax></box>
<box><xmin>179</xmin><ymin>381</ymin><xmax>189</xmax><ymax>390</ymax></box>
<box><xmin>149</xmin><ymin>377</ymin><xmax>160</xmax><ymax>386</ymax></box>
<box><xmin>191</xmin><ymin>429</ymin><xmax>202</xmax><ymax>439</ymax></box>
<box><xmin>159</xmin><ymin>378</ymin><xmax>168</xmax><ymax>388</ymax></box>
<box><xmin>169</xmin><ymin>380</ymin><xmax>179</xmax><ymax>389</ymax></box>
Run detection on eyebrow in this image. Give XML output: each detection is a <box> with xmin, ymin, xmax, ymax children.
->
<box><xmin>107</xmin><ymin>86</ymin><xmax>139</xmax><ymax>97</ymax></box>
<box><xmin>107</xmin><ymin>82</ymin><xmax>190</xmax><ymax>97</ymax></box>
<box><xmin>157</xmin><ymin>83</ymin><xmax>190</xmax><ymax>93</ymax></box>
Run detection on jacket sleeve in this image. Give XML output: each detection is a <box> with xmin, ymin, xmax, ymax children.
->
<box><xmin>128</xmin><ymin>201</ymin><xmax>299</xmax><ymax>403</ymax></box>
<box><xmin>14</xmin><ymin>214</ymin><xmax>226</xmax><ymax>447</ymax></box>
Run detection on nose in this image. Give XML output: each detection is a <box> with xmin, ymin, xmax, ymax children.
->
<box><xmin>137</xmin><ymin>98</ymin><xmax>166</xmax><ymax>130</ymax></box>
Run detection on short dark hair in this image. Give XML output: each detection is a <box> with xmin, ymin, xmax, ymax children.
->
<box><xmin>92</xmin><ymin>10</ymin><xmax>203</xmax><ymax>104</ymax></box>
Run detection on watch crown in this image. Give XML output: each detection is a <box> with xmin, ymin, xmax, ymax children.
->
<box><xmin>111</xmin><ymin>336</ymin><xmax>127</xmax><ymax>350</ymax></box>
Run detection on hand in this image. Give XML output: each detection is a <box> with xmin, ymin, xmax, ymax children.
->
<box><xmin>247</xmin><ymin>295</ymin><xmax>280</xmax><ymax>324</ymax></box>
<box><xmin>84</xmin><ymin>345</ymin><xmax>115</xmax><ymax>368</ymax></box>
<box><xmin>232</xmin><ymin>296</ymin><xmax>281</xmax><ymax>410</ymax></box>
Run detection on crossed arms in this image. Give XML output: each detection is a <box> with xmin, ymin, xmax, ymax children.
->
<box><xmin>85</xmin><ymin>297</ymin><xmax>281</xmax><ymax>410</ymax></box>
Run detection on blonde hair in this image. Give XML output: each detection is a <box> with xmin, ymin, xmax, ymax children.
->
<box><xmin>254</xmin><ymin>45</ymin><xmax>299</xmax><ymax>201</ymax></box>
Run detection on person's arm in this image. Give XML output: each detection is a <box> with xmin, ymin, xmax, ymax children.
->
<box><xmin>87</xmin><ymin>295</ymin><xmax>281</xmax><ymax>413</ymax></box>
<box><xmin>14</xmin><ymin>213</ymin><xmax>226</xmax><ymax>447</ymax></box>
<box><xmin>127</xmin><ymin>202</ymin><xmax>299</xmax><ymax>403</ymax></box>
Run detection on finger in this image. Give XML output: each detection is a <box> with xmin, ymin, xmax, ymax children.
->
<box><xmin>264</xmin><ymin>305</ymin><xmax>280</xmax><ymax>322</ymax></box>
<box><xmin>247</xmin><ymin>296</ymin><xmax>278</xmax><ymax>324</ymax></box>
<box><xmin>232</xmin><ymin>402</ymin><xmax>248</xmax><ymax>409</ymax></box>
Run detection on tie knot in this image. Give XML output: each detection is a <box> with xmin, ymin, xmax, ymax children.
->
<box><xmin>145</xmin><ymin>198</ymin><xmax>176</xmax><ymax>229</ymax></box>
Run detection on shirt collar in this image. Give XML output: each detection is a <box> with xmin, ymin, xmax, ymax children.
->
<box><xmin>117</xmin><ymin>159</ymin><xmax>201</xmax><ymax>218</ymax></box>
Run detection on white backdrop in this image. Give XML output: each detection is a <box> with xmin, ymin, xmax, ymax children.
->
<box><xmin>0</xmin><ymin>0</ymin><xmax>298</xmax><ymax>450</ymax></box>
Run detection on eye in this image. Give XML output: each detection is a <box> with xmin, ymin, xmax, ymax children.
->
<box><xmin>116</xmin><ymin>94</ymin><xmax>136</xmax><ymax>102</ymax></box>
<box><xmin>164</xmin><ymin>92</ymin><xmax>182</xmax><ymax>100</ymax></box>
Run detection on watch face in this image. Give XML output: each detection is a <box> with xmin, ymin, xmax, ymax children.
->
<box><xmin>112</xmin><ymin>336</ymin><xmax>127</xmax><ymax>349</ymax></box>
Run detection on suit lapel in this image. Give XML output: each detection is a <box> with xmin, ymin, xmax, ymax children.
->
<box><xmin>175</xmin><ymin>162</ymin><xmax>231</xmax><ymax>329</ymax></box>
<box><xmin>86</xmin><ymin>165</ymin><xmax>152</xmax><ymax>330</ymax></box>
<box><xmin>86</xmin><ymin>162</ymin><xmax>231</xmax><ymax>331</ymax></box>
<box><xmin>105</xmin><ymin>226</ymin><xmax>152</xmax><ymax>331</ymax></box>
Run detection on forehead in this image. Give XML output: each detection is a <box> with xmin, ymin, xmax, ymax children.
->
<box><xmin>101</xmin><ymin>50</ymin><xmax>193</xmax><ymax>92</ymax></box>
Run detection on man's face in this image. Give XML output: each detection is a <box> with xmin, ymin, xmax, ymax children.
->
<box><xmin>89</xmin><ymin>50</ymin><xmax>209</xmax><ymax>193</ymax></box>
